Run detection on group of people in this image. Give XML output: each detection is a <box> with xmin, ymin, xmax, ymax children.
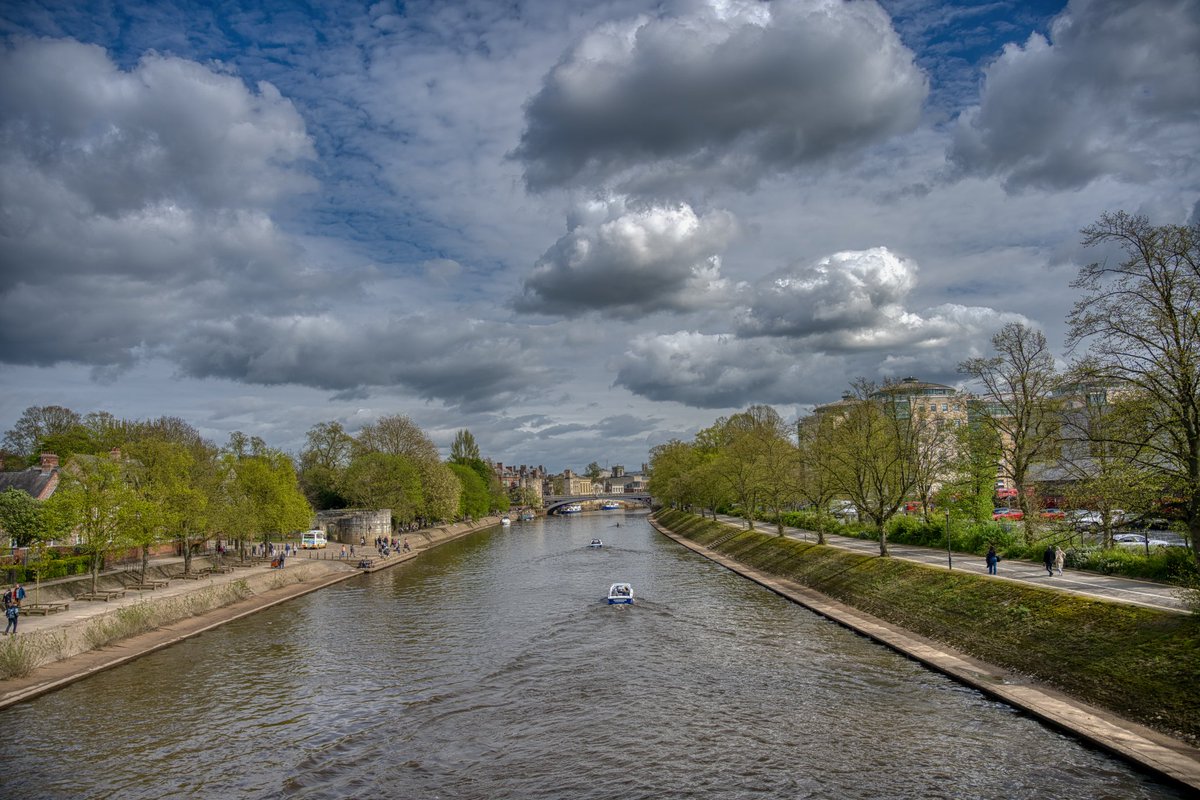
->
<box><xmin>3</xmin><ymin>582</ymin><xmax>25</xmax><ymax>635</ymax></box>
<box><xmin>984</xmin><ymin>544</ymin><xmax>1066</xmax><ymax>576</ymax></box>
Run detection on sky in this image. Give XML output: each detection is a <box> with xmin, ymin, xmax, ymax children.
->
<box><xmin>1</xmin><ymin>0</ymin><xmax>1198</xmax><ymax>473</ymax></box>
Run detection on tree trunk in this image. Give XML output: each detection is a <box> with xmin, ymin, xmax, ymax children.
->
<box><xmin>90</xmin><ymin>553</ymin><xmax>102</xmax><ymax>593</ymax></box>
<box><xmin>141</xmin><ymin>545</ymin><xmax>149</xmax><ymax>582</ymax></box>
<box><xmin>878</xmin><ymin>527</ymin><xmax>889</xmax><ymax>557</ymax></box>
<box><xmin>182</xmin><ymin>540</ymin><xmax>193</xmax><ymax>574</ymax></box>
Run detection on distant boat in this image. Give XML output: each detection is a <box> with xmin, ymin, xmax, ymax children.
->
<box><xmin>519</xmin><ymin>512</ymin><xmax>534</xmax><ymax>522</ymax></box>
<box><xmin>561</xmin><ymin>503</ymin><xmax>583</xmax><ymax>514</ymax></box>
<box><xmin>601</xmin><ymin>501</ymin><xmax>621</xmax><ymax>510</ymax></box>
<box><xmin>589</xmin><ymin>538</ymin><xmax>603</xmax><ymax>548</ymax></box>
<box><xmin>500</xmin><ymin>516</ymin><xmax>511</xmax><ymax>527</ymax></box>
<box><xmin>607</xmin><ymin>582</ymin><xmax>633</xmax><ymax>604</ymax></box>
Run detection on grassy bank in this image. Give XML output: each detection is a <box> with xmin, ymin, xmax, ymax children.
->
<box><xmin>656</xmin><ymin>509</ymin><xmax>1200</xmax><ymax>745</ymax></box>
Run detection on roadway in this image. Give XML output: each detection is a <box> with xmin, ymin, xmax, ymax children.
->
<box><xmin>713</xmin><ymin>514</ymin><xmax>1190</xmax><ymax>613</ymax></box>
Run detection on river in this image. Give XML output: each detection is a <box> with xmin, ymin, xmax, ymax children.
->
<box><xmin>4</xmin><ymin>510</ymin><xmax>1185</xmax><ymax>799</ymax></box>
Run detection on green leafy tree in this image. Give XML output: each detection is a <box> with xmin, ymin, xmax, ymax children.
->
<box><xmin>47</xmin><ymin>455</ymin><xmax>141</xmax><ymax>592</ymax></box>
<box><xmin>341</xmin><ymin>452</ymin><xmax>423</xmax><ymax>527</ymax></box>
<box><xmin>299</xmin><ymin>421</ymin><xmax>354</xmax><ymax>509</ymax></box>
<box><xmin>585</xmin><ymin>461</ymin><xmax>603</xmax><ymax>479</ymax></box>
<box><xmin>231</xmin><ymin>450</ymin><xmax>313</xmax><ymax>546</ymax></box>
<box><xmin>418</xmin><ymin>460</ymin><xmax>461</xmax><ymax>524</ymax></box>
<box><xmin>3</xmin><ymin>405</ymin><xmax>81</xmax><ymax>461</ymax></box>
<box><xmin>648</xmin><ymin>440</ymin><xmax>699</xmax><ymax>511</ymax></box>
<box><xmin>449</xmin><ymin>462</ymin><xmax>490</xmax><ymax>519</ymax></box>
<box><xmin>824</xmin><ymin>382</ymin><xmax>917</xmax><ymax>555</ymax></box>
<box><xmin>715</xmin><ymin>406</ymin><xmax>785</xmax><ymax>531</ymax></box>
<box><xmin>938</xmin><ymin>411</ymin><xmax>1003</xmax><ymax>524</ymax></box>
<box><xmin>0</xmin><ymin>487</ymin><xmax>52</xmax><ymax>547</ymax></box>
<box><xmin>449</xmin><ymin>429</ymin><xmax>481</xmax><ymax>464</ymax></box>
<box><xmin>796</xmin><ymin>414</ymin><xmax>842</xmax><ymax>544</ymax></box>
<box><xmin>125</xmin><ymin>438</ymin><xmax>212</xmax><ymax>578</ymax></box>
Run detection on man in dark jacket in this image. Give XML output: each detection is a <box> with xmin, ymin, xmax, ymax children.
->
<box><xmin>1043</xmin><ymin>545</ymin><xmax>1055</xmax><ymax>576</ymax></box>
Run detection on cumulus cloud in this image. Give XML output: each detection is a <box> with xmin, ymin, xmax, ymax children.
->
<box><xmin>515</xmin><ymin>0</ymin><xmax>927</xmax><ymax>191</ymax></box>
<box><xmin>614</xmin><ymin>247</ymin><xmax>1030</xmax><ymax>408</ymax></box>
<box><xmin>736</xmin><ymin>246</ymin><xmax>1028</xmax><ymax>351</ymax></box>
<box><xmin>949</xmin><ymin>0</ymin><xmax>1200</xmax><ymax>190</ymax></box>
<box><xmin>515</xmin><ymin>197</ymin><xmax>738</xmax><ymax>317</ymax></box>
<box><xmin>737</xmin><ymin>247</ymin><xmax>917</xmax><ymax>338</ymax></box>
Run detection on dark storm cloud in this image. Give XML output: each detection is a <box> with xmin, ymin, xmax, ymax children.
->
<box><xmin>949</xmin><ymin>0</ymin><xmax>1200</xmax><ymax>190</ymax></box>
<box><xmin>171</xmin><ymin>314</ymin><xmax>549</xmax><ymax>413</ymax></box>
<box><xmin>0</xmin><ymin>38</ymin><xmax>327</xmax><ymax>370</ymax></box>
<box><xmin>514</xmin><ymin>0</ymin><xmax>928</xmax><ymax>191</ymax></box>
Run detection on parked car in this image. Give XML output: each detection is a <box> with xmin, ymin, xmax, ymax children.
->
<box><xmin>1040</xmin><ymin>508</ymin><xmax>1066</xmax><ymax>520</ymax></box>
<box><xmin>992</xmin><ymin>508</ymin><xmax>1024</xmax><ymax>521</ymax></box>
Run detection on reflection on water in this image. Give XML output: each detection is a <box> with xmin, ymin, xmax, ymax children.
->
<box><xmin>4</xmin><ymin>511</ymin><xmax>1186</xmax><ymax>799</ymax></box>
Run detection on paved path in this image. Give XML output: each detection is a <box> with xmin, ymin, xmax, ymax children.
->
<box><xmin>714</xmin><ymin>514</ymin><xmax>1190</xmax><ymax>613</ymax></box>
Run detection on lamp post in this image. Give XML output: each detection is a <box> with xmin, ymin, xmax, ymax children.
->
<box><xmin>946</xmin><ymin>509</ymin><xmax>953</xmax><ymax>570</ymax></box>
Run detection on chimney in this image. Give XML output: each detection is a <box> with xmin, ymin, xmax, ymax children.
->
<box><xmin>39</xmin><ymin>453</ymin><xmax>60</xmax><ymax>472</ymax></box>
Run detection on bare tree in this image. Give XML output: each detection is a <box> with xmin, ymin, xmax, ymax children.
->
<box><xmin>1068</xmin><ymin>211</ymin><xmax>1200</xmax><ymax>563</ymax></box>
<box><xmin>959</xmin><ymin>323</ymin><xmax>1061</xmax><ymax>543</ymax></box>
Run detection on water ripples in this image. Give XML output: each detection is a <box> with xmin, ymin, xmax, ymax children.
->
<box><xmin>3</xmin><ymin>511</ymin><xmax>1188</xmax><ymax>799</ymax></box>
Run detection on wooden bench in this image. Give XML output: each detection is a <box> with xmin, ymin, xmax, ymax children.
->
<box><xmin>208</xmin><ymin>565</ymin><xmax>235</xmax><ymax>574</ymax></box>
<box><xmin>127</xmin><ymin>580</ymin><xmax>169</xmax><ymax>590</ymax></box>
<box><xmin>172</xmin><ymin>570</ymin><xmax>209</xmax><ymax>580</ymax></box>
<box><xmin>126</xmin><ymin>578</ymin><xmax>169</xmax><ymax>589</ymax></box>
<box><xmin>229</xmin><ymin>562</ymin><xmax>255</xmax><ymax>568</ymax></box>
<box><xmin>75</xmin><ymin>589</ymin><xmax>126</xmax><ymax>601</ymax></box>
<box><xmin>22</xmin><ymin>602</ymin><xmax>70</xmax><ymax>615</ymax></box>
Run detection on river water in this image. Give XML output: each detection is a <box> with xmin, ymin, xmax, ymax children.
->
<box><xmin>5</xmin><ymin>511</ymin><xmax>1185</xmax><ymax>799</ymax></box>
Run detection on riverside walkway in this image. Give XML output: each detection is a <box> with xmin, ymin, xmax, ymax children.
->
<box><xmin>714</xmin><ymin>513</ymin><xmax>1190</xmax><ymax>613</ymax></box>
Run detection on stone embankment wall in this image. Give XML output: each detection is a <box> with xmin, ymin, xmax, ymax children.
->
<box><xmin>9</xmin><ymin>561</ymin><xmax>342</xmax><ymax>677</ymax></box>
<box><xmin>316</xmin><ymin>509</ymin><xmax>393</xmax><ymax>543</ymax></box>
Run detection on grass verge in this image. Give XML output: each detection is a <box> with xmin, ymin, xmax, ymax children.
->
<box><xmin>656</xmin><ymin>508</ymin><xmax>1200</xmax><ymax>746</ymax></box>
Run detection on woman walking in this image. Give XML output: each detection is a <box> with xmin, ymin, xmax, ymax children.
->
<box><xmin>1054</xmin><ymin>545</ymin><xmax>1066</xmax><ymax>576</ymax></box>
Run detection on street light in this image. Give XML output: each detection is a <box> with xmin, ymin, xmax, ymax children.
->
<box><xmin>946</xmin><ymin>509</ymin><xmax>953</xmax><ymax>570</ymax></box>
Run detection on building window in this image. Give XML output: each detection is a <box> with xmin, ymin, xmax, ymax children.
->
<box><xmin>942</xmin><ymin>403</ymin><xmax>948</xmax><ymax>411</ymax></box>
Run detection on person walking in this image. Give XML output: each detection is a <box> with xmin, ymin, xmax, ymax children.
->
<box><xmin>340</xmin><ymin>544</ymin><xmax>347</xmax><ymax>560</ymax></box>
<box><xmin>1043</xmin><ymin>545</ymin><xmax>1056</xmax><ymax>576</ymax></box>
<box><xmin>1054</xmin><ymin>545</ymin><xmax>1066</xmax><ymax>576</ymax></box>
<box><xmin>4</xmin><ymin>600</ymin><xmax>17</xmax><ymax>635</ymax></box>
<box><xmin>986</xmin><ymin>545</ymin><xmax>999</xmax><ymax>575</ymax></box>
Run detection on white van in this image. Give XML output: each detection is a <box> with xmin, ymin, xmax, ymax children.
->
<box><xmin>301</xmin><ymin>530</ymin><xmax>327</xmax><ymax>549</ymax></box>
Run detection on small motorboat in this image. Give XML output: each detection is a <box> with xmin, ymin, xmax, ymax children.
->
<box><xmin>500</xmin><ymin>516</ymin><xmax>511</xmax><ymax>527</ymax></box>
<box><xmin>607</xmin><ymin>582</ymin><xmax>633</xmax><ymax>604</ymax></box>
<box><xmin>601</xmin><ymin>501</ymin><xmax>621</xmax><ymax>510</ymax></box>
<box><xmin>589</xmin><ymin>538</ymin><xmax>603</xmax><ymax>548</ymax></box>
<box><xmin>519</xmin><ymin>512</ymin><xmax>534</xmax><ymax>521</ymax></box>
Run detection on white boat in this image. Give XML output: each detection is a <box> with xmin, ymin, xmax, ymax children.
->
<box><xmin>607</xmin><ymin>582</ymin><xmax>633</xmax><ymax>604</ymax></box>
<box><xmin>500</xmin><ymin>516</ymin><xmax>511</xmax><ymax>527</ymax></box>
<box><xmin>601</xmin><ymin>501</ymin><xmax>621</xmax><ymax>510</ymax></box>
<box><xmin>561</xmin><ymin>503</ymin><xmax>583</xmax><ymax>514</ymax></box>
<box><xmin>589</xmin><ymin>538</ymin><xmax>603</xmax><ymax>548</ymax></box>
